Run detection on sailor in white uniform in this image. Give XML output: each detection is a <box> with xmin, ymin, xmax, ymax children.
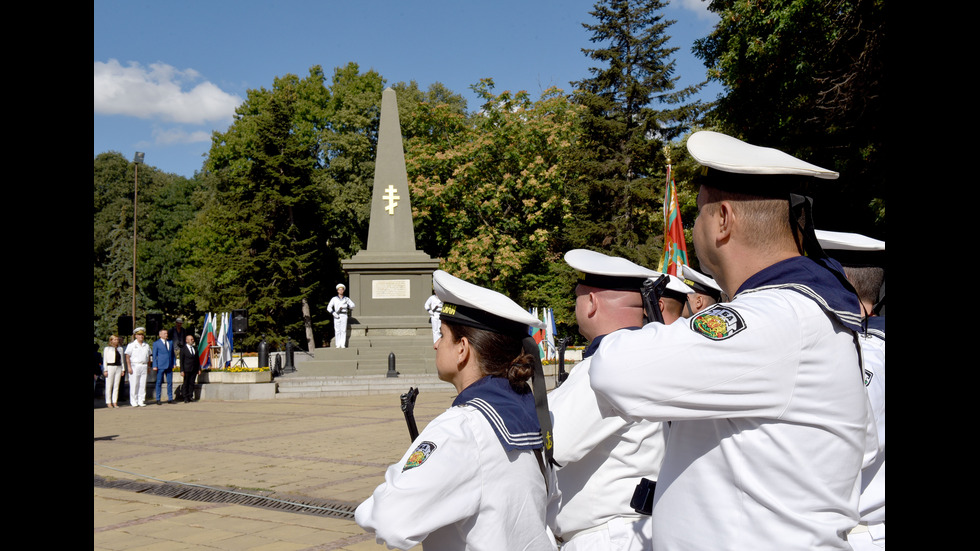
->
<box><xmin>327</xmin><ymin>283</ymin><xmax>355</xmax><ymax>348</ymax></box>
<box><xmin>355</xmin><ymin>270</ymin><xmax>558</xmax><ymax>551</ymax></box>
<box><xmin>679</xmin><ymin>263</ymin><xmax>724</xmax><ymax>317</ymax></box>
<box><xmin>817</xmin><ymin>229</ymin><xmax>886</xmax><ymax>550</ymax></box>
<box><xmin>588</xmin><ymin>131</ymin><xmax>877</xmax><ymax>550</ymax></box>
<box><xmin>424</xmin><ymin>293</ymin><xmax>443</xmax><ymax>343</ymax></box>
<box><xmin>547</xmin><ymin>249</ymin><xmax>692</xmax><ymax>550</ymax></box>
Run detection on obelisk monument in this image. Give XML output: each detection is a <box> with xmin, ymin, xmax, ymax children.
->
<box><xmin>319</xmin><ymin>87</ymin><xmax>441</xmax><ymax>373</ymax></box>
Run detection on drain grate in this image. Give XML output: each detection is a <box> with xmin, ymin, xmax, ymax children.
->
<box><xmin>94</xmin><ymin>474</ymin><xmax>357</xmax><ymax>519</ymax></box>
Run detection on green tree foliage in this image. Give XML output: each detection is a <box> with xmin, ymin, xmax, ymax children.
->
<box><xmin>195</xmin><ymin>66</ymin><xmax>333</xmax><ymax>349</ymax></box>
<box><xmin>405</xmin><ymin>79</ymin><xmax>586</xmax><ymax>313</ymax></box>
<box><xmin>694</xmin><ymin>0</ymin><xmax>885</xmax><ymax>236</ymax></box>
<box><xmin>94</xmin><ymin>152</ymin><xmax>202</xmax><ymax>346</ymax></box>
<box><xmin>567</xmin><ymin>0</ymin><xmax>707</xmax><ymax>267</ymax></box>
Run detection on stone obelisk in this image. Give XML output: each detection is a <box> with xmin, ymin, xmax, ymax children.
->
<box><xmin>312</xmin><ymin>87</ymin><xmax>441</xmax><ymax>374</ymax></box>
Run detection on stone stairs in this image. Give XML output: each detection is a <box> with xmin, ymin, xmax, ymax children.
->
<box><xmin>273</xmin><ymin>372</ymin><xmax>456</xmax><ymax>398</ymax></box>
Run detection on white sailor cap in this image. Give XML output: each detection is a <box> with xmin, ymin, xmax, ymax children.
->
<box><xmin>655</xmin><ymin>274</ymin><xmax>695</xmax><ymax>300</ymax></box>
<box><xmin>564</xmin><ymin>249</ymin><xmax>661</xmax><ymax>292</ymax></box>
<box><xmin>815</xmin><ymin>229</ymin><xmax>885</xmax><ymax>267</ymax></box>
<box><xmin>680</xmin><ymin>264</ymin><xmax>723</xmax><ymax>300</ymax></box>
<box><xmin>433</xmin><ymin>270</ymin><xmax>545</xmax><ymax>337</ymax></box>
<box><xmin>336</xmin><ymin>283</ymin><xmax>346</xmax><ymax>290</ymax></box>
<box><xmin>688</xmin><ymin>130</ymin><xmax>838</xmax><ymax>197</ymax></box>
<box><xmin>133</xmin><ymin>326</ymin><xmax>146</xmax><ymax>335</ymax></box>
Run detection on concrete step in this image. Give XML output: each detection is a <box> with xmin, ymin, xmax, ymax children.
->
<box><xmin>273</xmin><ymin>373</ymin><xmax>455</xmax><ymax>398</ymax></box>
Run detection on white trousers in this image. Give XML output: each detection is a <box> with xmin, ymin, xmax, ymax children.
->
<box><xmin>129</xmin><ymin>363</ymin><xmax>148</xmax><ymax>406</ymax></box>
<box><xmin>334</xmin><ymin>315</ymin><xmax>348</xmax><ymax>348</ymax></box>
<box><xmin>430</xmin><ymin>315</ymin><xmax>441</xmax><ymax>343</ymax></box>
<box><xmin>105</xmin><ymin>364</ymin><xmax>123</xmax><ymax>405</ymax></box>
<box><xmin>560</xmin><ymin>516</ymin><xmax>652</xmax><ymax>551</ymax></box>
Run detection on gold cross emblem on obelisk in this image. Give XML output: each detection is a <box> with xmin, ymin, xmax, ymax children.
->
<box><xmin>383</xmin><ymin>185</ymin><xmax>400</xmax><ymax>215</ymax></box>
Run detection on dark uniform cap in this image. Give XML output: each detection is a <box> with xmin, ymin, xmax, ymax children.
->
<box><xmin>564</xmin><ymin>249</ymin><xmax>663</xmax><ymax>292</ymax></box>
<box><xmin>433</xmin><ymin>270</ymin><xmax>544</xmax><ymax>339</ymax></box>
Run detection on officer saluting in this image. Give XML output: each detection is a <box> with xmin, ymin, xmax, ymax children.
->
<box><xmin>588</xmin><ymin>131</ymin><xmax>876</xmax><ymax>550</ymax></box>
<box><xmin>355</xmin><ymin>270</ymin><xmax>557</xmax><ymax>551</ymax></box>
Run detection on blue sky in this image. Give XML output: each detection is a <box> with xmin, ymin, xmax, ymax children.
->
<box><xmin>95</xmin><ymin>0</ymin><xmax>721</xmax><ymax>179</ymax></box>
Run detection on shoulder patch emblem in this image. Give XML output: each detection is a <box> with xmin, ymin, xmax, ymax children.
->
<box><xmin>402</xmin><ymin>441</ymin><xmax>438</xmax><ymax>472</ymax></box>
<box><xmin>690</xmin><ymin>306</ymin><xmax>747</xmax><ymax>340</ymax></box>
<box><xmin>863</xmin><ymin>368</ymin><xmax>873</xmax><ymax>387</ymax></box>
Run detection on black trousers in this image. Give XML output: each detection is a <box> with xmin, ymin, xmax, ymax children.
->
<box><xmin>181</xmin><ymin>371</ymin><xmax>197</xmax><ymax>401</ymax></box>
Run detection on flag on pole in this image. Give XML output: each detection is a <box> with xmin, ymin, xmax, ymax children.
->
<box><xmin>224</xmin><ymin>312</ymin><xmax>234</xmax><ymax>366</ymax></box>
<box><xmin>544</xmin><ymin>308</ymin><xmax>557</xmax><ymax>360</ymax></box>
<box><xmin>528</xmin><ymin>308</ymin><xmax>545</xmax><ymax>359</ymax></box>
<box><xmin>660</xmin><ymin>163</ymin><xmax>689</xmax><ymax>276</ymax></box>
<box><xmin>198</xmin><ymin>312</ymin><xmax>216</xmax><ymax>369</ymax></box>
<box><xmin>218</xmin><ymin>312</ymin><xmax>232</xmax><ymax>367</ymax></box>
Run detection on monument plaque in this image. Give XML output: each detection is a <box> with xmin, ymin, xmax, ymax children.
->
<box><xmin>372</xmin><ymin>279</ymin><xmax>411</xmax><ymax>299</ymax></box>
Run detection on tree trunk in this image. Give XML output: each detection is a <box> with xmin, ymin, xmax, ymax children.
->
<box><xmin>302</xmin><ymin>297</ymin><xmax>316</xmax><ymax>350</ymax></box>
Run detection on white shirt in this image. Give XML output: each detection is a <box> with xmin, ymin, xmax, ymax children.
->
<box><xmin>424</xmin><ymin>294</ymin><xmax>443</xmax><ymax>318</ymax></box>
<box><xmin>327</xmin><ymin>296</ymin><xmax>355</xmax><ymax>318</ymax></box>
<box><xmin>124</xmin><ymin>340</ymin><xmax>151</xmax><ymax>365</ymax></box>
<box><xmin>547</xmin><ymin>351</ymin><xmax>665</xmax><ymax>541</ymax></box>
<box><xmin>589</xmin><ymin>289</ymin><xmax>873</xmax><ymax>551</ymax></box>
<box><xmin>857</xmin><ymin>327</ymin><xmax>885</xmax><ymax>525</ymax></box>
<box><xmin>355</xmin><ymin>404</ymin><xmax>556</xmax><ymax>551</ymax></box>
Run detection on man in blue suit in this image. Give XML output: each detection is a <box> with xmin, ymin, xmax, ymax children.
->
<box><xmin>152</xmin><ymin>328</ymin><xmax>176</xmax><ymax>404</ymax></box>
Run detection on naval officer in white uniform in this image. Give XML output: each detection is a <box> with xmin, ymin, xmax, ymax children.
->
<box><xmin>547</xmin><ymin>249</ymin><xmax>691</xmax><ymax>550</ymax></box>
<box><xmin>588</xmin><ymin>131</ymin><xmax>877</xmax><ymax>550</ymax></box>
<box><xmin>817</xmin><ymin>229</ymin><xmax>886</xmax><ymax>550</ymax></box>
<box><xmin>327</xmin><ymin>283</ymin><xmax>355</xmax><ymax>348</ymax></box>
<box><xmin>355</xmin><ymin>270</ymin><xmax>558</xmax><ymax>551</ymax></box>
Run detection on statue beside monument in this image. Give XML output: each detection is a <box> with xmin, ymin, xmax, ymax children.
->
<box><xmin>306</xmin><ymin>87</ymin><xmax>441</xmax><ymax>375</ymax></box>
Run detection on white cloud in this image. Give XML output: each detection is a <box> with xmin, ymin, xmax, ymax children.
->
<box><xmin>674</xmin><ymin>0</ymin><xmax>717</xmax><ymax>20</ymax></box>
<box><xmin>94</xmin><ymin>59</ymin><xmax>241</xmax><ymax>124</ymax></box>
<box><xmin>152</xmin><ymin>127</ymin><xmax>213</xmax><ymax>146</ymax></box>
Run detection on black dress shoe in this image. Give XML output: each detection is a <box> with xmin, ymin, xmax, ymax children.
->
<box><xmin>167</xmin><ymin>400</ymin><xmax>176</xmax><ymax>404</ymax></box>
<box><xmin>156</xmin><ymin>400</ymin><xmax>161</xmax><ymax>405</ymax></box>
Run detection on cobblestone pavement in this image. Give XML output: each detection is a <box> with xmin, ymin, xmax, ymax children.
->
<box><xmin>94</xmin><ymin>390</ymin><xmax>458</xmax><ymax>550</ymax></box>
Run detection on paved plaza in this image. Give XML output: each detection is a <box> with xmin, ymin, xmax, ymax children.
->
<box><xmin>94</xmin><ymin>389</ymin><xmax>459</xmax><ymax>550</ymax></box>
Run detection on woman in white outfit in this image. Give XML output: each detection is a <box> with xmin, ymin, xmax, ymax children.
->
<box><xmin>355</xmin><ymin>270</ymin><xmax>558</xmax><ymax>550</ymax></box>
<box><xmin>102</xmin><ymin>335</ymin><xmax>125</xmax><ymax>408</ymax></box>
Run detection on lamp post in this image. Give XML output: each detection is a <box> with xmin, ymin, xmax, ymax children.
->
<box><xmin>132</xmin><ymin>152</ymin><xmax>144</xmax><ymax>326</ymax></box>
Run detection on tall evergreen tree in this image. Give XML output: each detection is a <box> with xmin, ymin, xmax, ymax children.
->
<box><xmin>568</xmin><ymin>0</ymin><xmax>705</xmax><ymax>267</ymax></box>
<box><xmin>199</xmin><ymin>67</ymin><xmax>332</xmax><ymax>349</ymax></box>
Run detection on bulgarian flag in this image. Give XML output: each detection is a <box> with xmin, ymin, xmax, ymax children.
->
<box><xmin>198</xmin><ymin>312</ymin><xmax>216</xmax><ymax>369</ymax></box>
<box><xmin>528</xmin><ymin>308</ymin><xmax>546</xmax><ymax>359</ymax></box>
<box><xmin>660</xmin><ymin>163</ymin><xmax>689</xmax><ymax>276</ymax></box>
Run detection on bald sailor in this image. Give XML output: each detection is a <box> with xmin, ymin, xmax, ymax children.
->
<box><xmin>547</xmin><ymin>249</ymin><xmax>689</xmax><ymax>550</ymax></box>
<box><xmin>588</xmin><ymin>131</ymin><xmax>875</xmax><ymax>550</ymax></box>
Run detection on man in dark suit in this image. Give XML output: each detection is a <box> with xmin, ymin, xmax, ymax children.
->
<box><xmin>179</xmin><ymin>334</ymin><xmax>201</xmax><ymax>403</ymax></box>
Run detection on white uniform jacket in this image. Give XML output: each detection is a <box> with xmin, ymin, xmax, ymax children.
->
<box><xmin>327</xmin><ymin>296</ymin><xmax>355</xmax><ymax>318</ymax></box>
<box><xmin>589</xmin><ymin>257</ymin><xmax>875</xmax><ymax>551</ymax></box>
<box><xmin>851</xmin><ymin>317</ymin><xmax>885</xmax><ymax>549</ymax></box>
<box><xmin>548</xmin><ymin>339</ymin><xmax>665</xmax><ymax>542</ymax></box>
<box><xmin>356</xmin><ymin>377</ymin><xmax>557</xmax><ymax>551</ymax></box>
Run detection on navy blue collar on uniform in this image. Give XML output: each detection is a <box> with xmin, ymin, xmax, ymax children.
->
<box><xmin>583</xmin><ymin>327</ymin><xmax>642</xmax><ymax>358</ymax></box>
<box><xmin>736</xmin><ymin>256</ymin><xmax>864</xmax><ymax>333</ymax></box>
<box><xmin>453</xmin><ymin>376</ymin><xmax>542</xmax><ymax>451</ymax></box>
